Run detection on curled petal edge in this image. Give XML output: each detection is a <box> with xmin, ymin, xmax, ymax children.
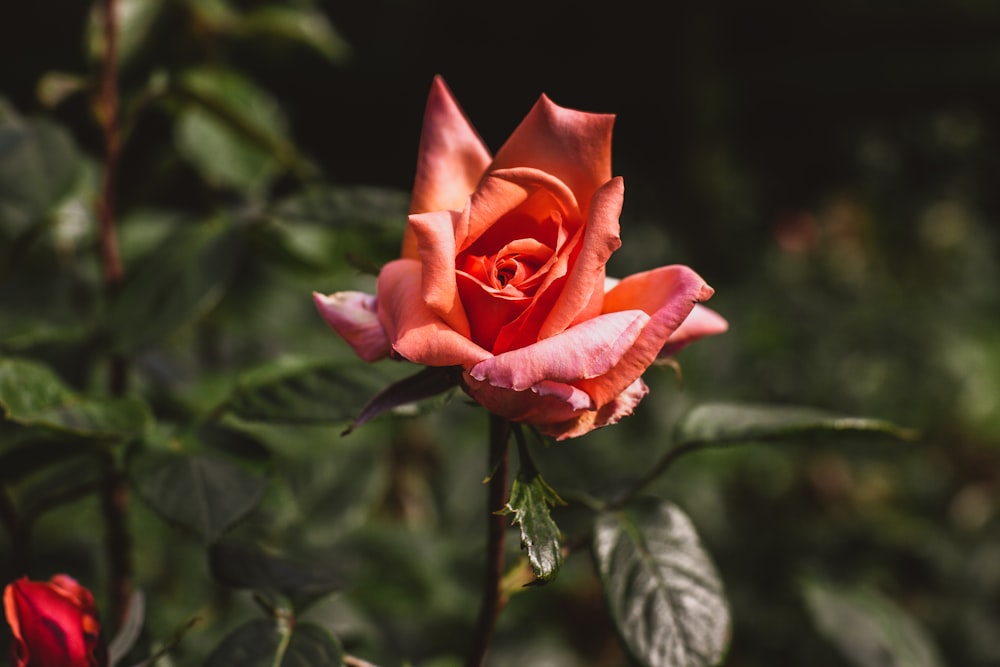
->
<box><xmin>313</xmin><ymin>291</ymin><xmax>391</xmax><ymax>362</ymax></box>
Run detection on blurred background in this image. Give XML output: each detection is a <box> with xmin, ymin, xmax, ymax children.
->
<box><xmin>2</xmin><ymin>0</ymin><xmax>1000</xmax><ymax>665</ymax></box>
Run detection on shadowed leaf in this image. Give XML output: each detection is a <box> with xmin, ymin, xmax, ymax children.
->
<box><xmin>107</xmin><ymin>218</ymin><xmax>241</xmax><ymax>353</ymax></box>
<box><xmin>209</xmin><ymin>540</ymin><xmax>344</xmax><ymax>611</ymax></box>
<box><xmin>803</xmin><ymin>579</ymin><xmax>945</xmax><ymax>667</ymax></box>
<box><xmin>240</xmin><ymin>5</ymin><xmax>351</xmax><ymax>64</ymax></box>
<box><xmin>132</xmin><ymin>451</ymin><xmax>268</xmax><ymax>542</ymax></box>
<box><xmin>0</xmin><ymin>103</ymin><xmax>82</xmax><ymax>236</ymax></box>
<box><xmin>345</xmin><ymin>365</ymin><xmax>461</xmax><ymax>433</ymax></box>
<box><xmin>224</xmin><ymin>360</ymin><xmax>395</xmax><ymax>425</ymax></box>
<box><xmin>675</xmin><ymin>402</ymin><xmax>917</xmax><ymax>447</ymax></box>
<box><xmin>593</xmin><ymin>497</ymin><xmax>730</xmax><ymax>667</ymax></box>
<box><xmin>204</xmin><ymin>618</ymin><xmax>343</xmax><ymax>667</ymax></box>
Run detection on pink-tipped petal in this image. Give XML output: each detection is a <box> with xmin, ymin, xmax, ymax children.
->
<box><xmin>659</xmin><ymin>304</ymin><xmax>729</xmax><ymax>357</ymax></box>
<box><xmin>538</xmin><ymin>177</ymin><xmax>623</xmax><ymax>338</ymax></box>
<box><xmin>377</xmin><ymin>259</ymin><xmax>492</xmax><ymax>367</ymax></box>
<box><xmin>542</xmin><ymin>377</ymin><xmax>649</xmax><ymax>441</ymax></box>
<box><xmin>313</xmin><ymin>291</ymin><xmax>391</xmax><ymax>362</ymax></box>
<box><xmin>491</xmin><ymin>94</ymin><xmax>614</xmax><ymax>213</ymax></box>
<box><xmin>404</xmin><ymin>76</ymin><xmax>492</xmax><ymax>259</ymax></box>
<box><xmin>469</xmin><ymin>309</ymin><xmax>649</xmax><ymax>391</ymax></box>
<box><xmin>574</xmin><ymin>265</ymin><xmax>715</xmax><ymax>407</ymax></box>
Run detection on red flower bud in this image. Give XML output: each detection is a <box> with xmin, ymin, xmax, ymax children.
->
<box><xmin>3</xmin><ymin>575</ymin><xmax>108</xmax><ymax>667</ymax></box>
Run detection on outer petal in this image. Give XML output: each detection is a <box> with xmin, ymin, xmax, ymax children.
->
<box><xmin>491</xmin><ymin>94</ymin><xmax>614</xmax><ymax>214</ymax></box>
<box><xmin>574</xmin><ymin>265</ymin><xmax>715</xmax><ymax>407</ymax></box>
<box><xmin>469</xmin><ymin>309</ymin><xmax>649</xmax><ymax>391</ymax></box>
<box><xmin>542</xmin><ymin>377</ymin><xmax>649</xmax><ymax>440</ymax></box>
<box><xmin>409</xmin><ymin>208</ymin><xmax>471</xmax><ymax>337</ymax></box>
<box><xmin>659</xmin><ymin>304</ymin><xmax>728</xmax><ymax>357</ymax></box>
<box><xmin>538</xmin><ymin>177</ymin><xmax>623</xmax><ymax>338</ymax></box>
<box><xmin>4</xmin><ymin>578</ymin><xmax>94</xmax><ymax>667</ymax></box>
<box><xmin>405</xmin><ymin>77</ymin><xmax>492</xmax><ymax>259</ymax></box>
<box><xmin>313</xmin><ymin>291</ymin><xmax>391</xmax><ymax>362</ymax></box>
<box><xmin>377</xmin><ymin>259</ymin><xmax>491</xmax><ymax>367</ymax></box>
<box><xmin>461</xmin><ymin>373</ymin><xmax>590</xmax><ymax>426</ymax></box>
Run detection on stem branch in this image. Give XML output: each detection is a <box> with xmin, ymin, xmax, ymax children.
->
<box><xmin>465</xmin><ymin>413</ymin><xmax>511</xmax><ymax>667</ymax></box>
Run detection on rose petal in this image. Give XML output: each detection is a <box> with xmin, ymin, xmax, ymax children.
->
<box><xmin>408</xmin><ymin>208</ymin><xmax>471</xmax><ymax>336</ymax></box>
<box><xmin>455</xmin><ymin>271</ymin><xmax>533</xmax><ymax>351</ymax></box>
<box><xmin>539</xmin><ymin>177</ymin><xmax>624</xmax><ymax>338</ymax></box>
<box><xmin>659</xmin><ymin>304</ymin><xmax>728</xmax><ymax>357</ymax></box>
<box><xmin>404</xmin><ymin>76</ymin><xmax>492</xmax><ymax>259</ymax></box>
<box><xmin>377</xmin><ymin>259</ymin><xmax>492</xmax><ymax>367</ymax></box>
<box><xmin>542</xmin><ymin>377</ymin><xmax>649</xmax><ymax>440</ymax></box>
<box><xmin>4</xmin><ymin>578</ymin><xmax>94</xmax><ymax>667</ymax></box>
<box><xmin>462</xmin><ymin>372</ymin><xmax>589</xmax><ymax>426</ymax></box>
<box><xmin>313</xmin><ymin>291</ymin><xmax>391</xmax><ymax>362</ymax></box>
<box><xmin>573</xmin><ymin>265</ymin><xmax>715</xmax><ymax>407</ymax></box>
<box><xmin>461</xmin><ymin>168</ymin><xmax>578</xmax><ymax>254</ymax></box>
<box><xmin>469</xmin><ymin>309</ymin><xmax>649</xmax><ymax>391</ymax></box>
<box><xmin>491</xmin><ymin>94</ymin><xmax>614</xmax><ymax>214</ymax></box>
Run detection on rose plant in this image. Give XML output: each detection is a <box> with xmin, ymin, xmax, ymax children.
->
<box><xmin>314</xmin><ymin>76</ymin><xmax>728</xmax><ymax>439</ymax></box>
<box><xmin>3</xmin><ymin>575</ymin><xmax>107</xmax><ymax>667</ymax></box>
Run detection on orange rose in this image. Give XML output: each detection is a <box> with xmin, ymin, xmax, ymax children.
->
<box><xmin>3</xmin><ymin>575</ymin><xmax>107</xmax><ymax>667</ymax></box>
<box><xmin>315</xmin><ymin>77</ymin><xmax>726</xmax><ymax>439</ymax></box>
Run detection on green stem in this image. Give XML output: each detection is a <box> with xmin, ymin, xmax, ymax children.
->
<box><xmin>465</xmin><ymin>413</ymin><xmax>511</xmax><ymax>667</ymax></box>
<box><xmin>611</xmin><ymin>441</ymin><xmax>703</xmax><ymax>509</ymax></box>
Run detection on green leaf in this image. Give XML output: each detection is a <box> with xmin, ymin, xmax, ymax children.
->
<box><xmin>802</xmin><ymin>579</ymin><xmax>945</xmax><ymax>667</ymax></box>
<box><xmin>270</xmin><ymin>185</ymin><xmax>409</xmax><ymax>231</ymax></box>
<box><xmin>209</xmin><ymin>540</ymin><xmax>343</xmax><ymax>611</ymax></box>
<box><xmin>203</xmin><ymin>618</ymin><xmax>278</xmax><ymax>667</ymax></box>
<box><xmin>593</xmin><ymin>497</ymin><xmax>730</xmax><ymax>667</ymax></box>
<box><xmin>87</xmin><ymin>0</ymin><xmax>166</xmax><ymax>70</ymax></box>
<box><xmin>0</xmin><ymin>357</ymin><xmax>151</xmax><ymax>439</ymax></box>
<box><xmin>345</xmin><ymin>365</ymin><xmax>461</xmax><ymax>433</ymax></box>
<box><xmin>240</xmin><ymin>5</ymin><xmax>351</xmax><ymax>64</ymax></box>
<box><xmin>500</xmin><ymin>473</ymin><xmax>566</xmax><ymax>583</ymax></box>
<box><xmin>173</xmin><ymin>68</ymin><xmax>305</xmax><ymax>191</ymax></box>
<box><xmin>204</xmin><ymin>618</ymin><xmax>343</xmax><ymax>667</ymax></box>
<box><xmin>0</xmin><ymin>317</ymin><xmax>90</xmax><ymax>352</ymax></box>
<box><xmin>224</xmin><ymin>360</ymin><xmax>402</xmax><ymax>425</ymax></box>
<box><xmin>264</xmin><ymin>185</ymin><xmax>409</xmax><ymax>271</ymax></box>
<box><xmin>674</xmin><ymin>402</ymin><xmax>917</xmax><ymax>447</ymax></box>
<box><xmin>107</xmin><ymin>218</ymin><xmax>241</xmax><ymax>353</ymax></box>
<box><xmin>0</xmin><ymin>103</ymin><xmax>82</xmax><ymax>236</ymax></box>
<box><xmin>131</xmin><ymin>451</ymin><xmax>268</xmax><ymax>542</ymax></box>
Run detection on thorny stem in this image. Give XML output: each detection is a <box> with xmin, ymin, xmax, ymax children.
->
<box><xmin>465</xmin><ymin>413</ymin><xmax>511</xmax><ymax>667</ymax></box>
<box><xmin>97</xmin><ymin>0</ymin><xmax>132</xmax><ymax>630</ymax></box>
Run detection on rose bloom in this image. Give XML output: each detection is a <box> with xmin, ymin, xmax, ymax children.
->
<box><xmin>315</xmin><ymin>77</ymin><xmax>727</xmax><ymax>440</ymax></box>
<box><xmin>3</xmin><ymin>575</ymin><xmax>107</xmax><ymax>667</ymax></box>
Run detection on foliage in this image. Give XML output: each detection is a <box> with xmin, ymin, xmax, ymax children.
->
<box><xmin>3</xmin><ymin>1</ymin><xmax>1000</xmax><ymax>666</ymax></box>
